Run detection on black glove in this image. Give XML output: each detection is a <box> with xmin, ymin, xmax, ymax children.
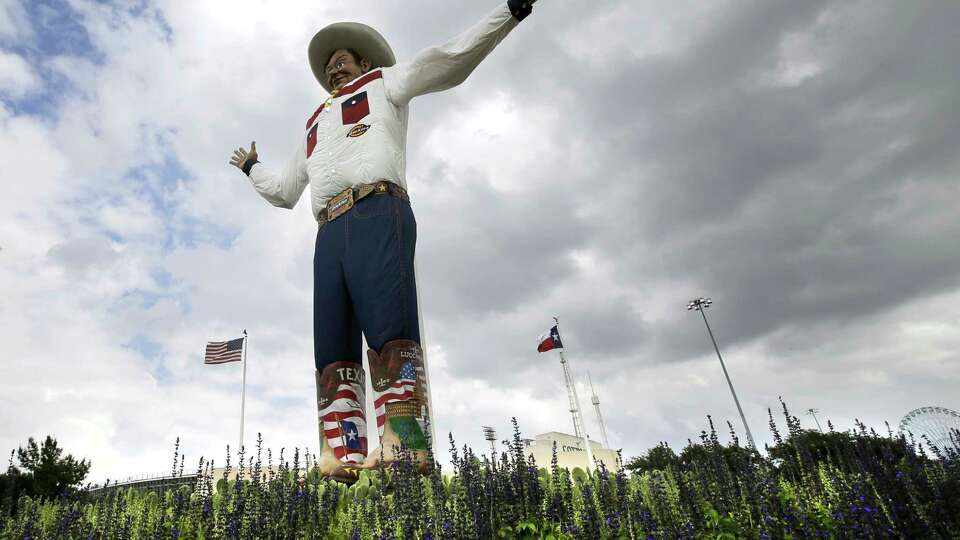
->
<box><xmin>508</xmin><ymin>0</ymin><xmax>534</xmax><ymax>21</ymax></box>
<box><xmin>242</xmin><ymin>159</ymin><xmax>259</xmax><ymax>176</ymax></box>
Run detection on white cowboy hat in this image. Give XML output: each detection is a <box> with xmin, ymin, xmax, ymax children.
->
<box><xmin>308</xmin><ymin>22</ymin><xmax>397</xmax><ymax>93</ymax></box>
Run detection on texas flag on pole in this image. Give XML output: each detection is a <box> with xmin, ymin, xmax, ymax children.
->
<box><xmin>537</xmin><ymin>325</ymin><xmax>564</xmax><ymax>353</ymax></box>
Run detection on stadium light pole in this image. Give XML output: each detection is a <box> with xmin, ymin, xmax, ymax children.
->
<box><xmin>806</xmin><ymin>408</ymin><xmax>824</xmax><ymax>433</ymax></box>
<box><xmin>483</xmin><ymin>426</ymin><xmax>497</xmax><ymax>460</ymax></box>
<box><xmin>687</xmin><ymin>297</ymin><xmax>757</xmax><ymax>451</ymax></box>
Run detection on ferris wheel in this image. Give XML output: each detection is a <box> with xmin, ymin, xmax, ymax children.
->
<box><xmin>899</xmin><ymin>406</ymin><xmax>960</xmax><ymax>453</ymax></box>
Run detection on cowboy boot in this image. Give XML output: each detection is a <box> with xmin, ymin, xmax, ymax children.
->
<box><xmin>315</xmin><ymin>361</ymin><xmax>368</xmax><ymax>483</ymax></box>
<box><xmin>362</xmin><ymin>339</ymin><xmax>432</xmax><ymax>472</ymax></box>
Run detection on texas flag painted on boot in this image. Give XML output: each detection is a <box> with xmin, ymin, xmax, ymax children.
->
<box><xmin>339</xmin><ymin>420</ymin><xmax>363</xmax><ymax>450</ymax></box>
<box><xmin>317</xmin><ymin>361</ymin><xmax>368</xmax><ymax>464</ymax></box>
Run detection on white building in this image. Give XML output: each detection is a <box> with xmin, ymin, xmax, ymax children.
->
<box><xmin>523</xmin><ymin>432</ymin><xmax>619</xmax><ymax>472</ymax></box>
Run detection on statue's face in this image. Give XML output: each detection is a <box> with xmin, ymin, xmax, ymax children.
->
<box><xmin>326</xmin><ymin>48</ymin><xmax>370</xmax><ymax>91</ymax></box>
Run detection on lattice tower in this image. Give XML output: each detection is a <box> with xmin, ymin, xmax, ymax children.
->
<box><xmin>588</xmin><ymin>372</ymin><xmax>610</xmax><ymax>449</ymax></box>
<box><xmin>560</xmin><ymin>352</ymin><xmax>584</xmax><ymax>438</ymax></box>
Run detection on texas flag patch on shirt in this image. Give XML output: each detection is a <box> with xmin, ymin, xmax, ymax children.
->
<box><xmin>306</xmin><ymin>124</ymin><xmax>318</xmax><ymax>158</ymax></box>
<box><xmin>341</xmin><ymin>91</ymin><xmax>370</xmax><ymax>125</ymax></box>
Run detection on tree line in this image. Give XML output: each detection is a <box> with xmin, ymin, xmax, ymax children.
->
<box><xmin>1</xmin><ymin>436</ymin><xmax>90</xmax><ymax>517</ymax></box>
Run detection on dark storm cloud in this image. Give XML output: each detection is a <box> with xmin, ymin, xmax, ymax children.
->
<box><xmin>554</xmin><ymin>298</ymin><xmax>649</xmax><ymax>366</ymax></box>
<box><xmin>392</xmin><ymin>0</ymin><xmax>960</xmax><ymax>376</ymax></box>
<box><xmin>414</xmin><ymin>168</ymin><xmax>592</xmax><ymax>319</ymax></box>
<box><xmin>494</xmin><ymin>0</ymin><xmax>960</xmax><ymax>364</ymax></box>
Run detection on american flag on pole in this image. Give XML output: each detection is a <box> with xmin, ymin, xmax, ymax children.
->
<box><xmin>320</xmin><ymin>383</ymin><xmax>368</xmax><ymax>463</ymax></box>
<box><xmin>204</xmin><ymin>337</ymin><xmax>245</xmax><ymax>364</ymax></box>
<box><xmin>373</xmin><ymin>360</ymin><xmax>418</xmax><ymax>436</ymax></box>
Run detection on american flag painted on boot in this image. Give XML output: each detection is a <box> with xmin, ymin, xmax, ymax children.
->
<box><xmin>373</xmin><ymin>360</ymin><xmax>417</xmax><ymax>436</ymax></box>
<box><xmin>320</xmin><ymin>382</ymin><xmax>368</xmax><ymax>463</ymax></box>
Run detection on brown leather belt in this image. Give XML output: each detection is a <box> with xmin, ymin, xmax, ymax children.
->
<box><xmin>317</xmin><ymin>180</ymin><xmax>409</xmax><ymax>225</ymax></box>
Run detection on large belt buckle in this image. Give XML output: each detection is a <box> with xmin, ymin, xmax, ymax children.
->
<box><xmin>327</xmin><ymin>188</ymin><xmax>354</xmax><ymax>221</ymax></box>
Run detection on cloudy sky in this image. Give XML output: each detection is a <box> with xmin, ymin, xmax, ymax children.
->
<box><xmin>2</xmin><ymin>0</ymin><xmax>959</xmax><ymax>482</ymax></box>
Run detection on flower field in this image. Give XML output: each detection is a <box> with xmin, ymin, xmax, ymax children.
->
<box><xmin>3</xmin><ymin>405</ymin><xmax>959</xmax><ymax>539</ymax></box>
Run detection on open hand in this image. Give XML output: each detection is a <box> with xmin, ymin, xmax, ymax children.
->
<box><xmin>229</xmin><ymin>141</ymin><xmax>258</xmax><ymax>170</ymax></box>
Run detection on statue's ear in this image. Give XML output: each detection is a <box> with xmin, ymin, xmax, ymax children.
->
<box><xmin>360</xmin><ymin>58</ymin><xmax>372</xmax><ymax>72</ymax></box>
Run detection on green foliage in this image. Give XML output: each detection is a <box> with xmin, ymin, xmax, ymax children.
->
<box><xmin>625</xmin><ymin>442</ymin><xmax>679</xmax><ymax>474</ymax></box>
<box><xmin>0</xmin><ymin>435</ymin><xmax>90</xmax><ymax>517</ymax></box>
<box><xmin>1</xmin><ymin>404</ymin><xmax>959</xmax><ymax>538</ymax></box>
<box><xmin>14</xmin><ymin>436</ymin><xmax>91</xmax><ymax>496</ymax></box>
<box><xmin>498</xmin><ymin>520</ymin><xmax>575</xmax><ymax>539</ymax></box>
<box><xmin>767</xmin><ymin>426</ymin><xmax>917</xmax><ymax>474</ymax></box>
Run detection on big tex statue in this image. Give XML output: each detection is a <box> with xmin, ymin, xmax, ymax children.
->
<box><xmin>229</xmin><ymin>0</ymin><xmax>537</xmax><ymax>481</ymax></box>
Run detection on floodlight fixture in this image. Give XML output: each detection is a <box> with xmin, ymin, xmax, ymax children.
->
<box><xmin>687</xmin><ymin>297</ymin><xmax>713</xmax><ymax>311</ymax></box>
<box><xmin>482</xmin><ymin>426</ymin><xmax>497</xmax><ymax>458</ymax></box>
<box><xmin>806</xmin><ymin>408</ymin><xmax>824</xmax><ymax>432</ymax></box>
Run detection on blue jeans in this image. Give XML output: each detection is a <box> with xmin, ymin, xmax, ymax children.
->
<box><xmin>313</xmin><ymin>193</ymin><xmax>420</xmax><ymax>371</ymax></box>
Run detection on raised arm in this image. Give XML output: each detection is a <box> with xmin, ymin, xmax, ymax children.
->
<box><xmin>383</xmin><ymin>1</ymin><xmax>533</xmax><ymax>106</ymax></box>
<box><xmin>230</xmin><ymin>139</ymin><xmax>309</xmax><ymax>210</ymax></box>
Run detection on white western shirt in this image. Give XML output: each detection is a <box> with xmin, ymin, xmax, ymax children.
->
<box><xmin>247</xmin><ymin>3</ymin><xmax>520</xmax><ymax>220</ymax></box>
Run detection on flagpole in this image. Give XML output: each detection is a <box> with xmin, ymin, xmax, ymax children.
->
<box><xmin>554</xmin><ymin>318</ymin><xmax>595</xmax><ymax>472</ymax></box>
<box><xmin>240</xmin><ymin>329</ymin><xmax>248</xmax><ymax>453</ymax></box>
<box><xmin>334</xmin><ymin>410</ymin><xmax>348</xmax><ymax>453</ymax></box>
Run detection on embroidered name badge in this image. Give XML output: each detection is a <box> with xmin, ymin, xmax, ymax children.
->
<box><xmin>347</xmin><ymin>124</ymin><xmax>370</xmax><ymax>138</ymax></box>
<box><xmin>341</xmin><ymin>91</ymin><xmax>369</xmax><ymax>124</ymax></box>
